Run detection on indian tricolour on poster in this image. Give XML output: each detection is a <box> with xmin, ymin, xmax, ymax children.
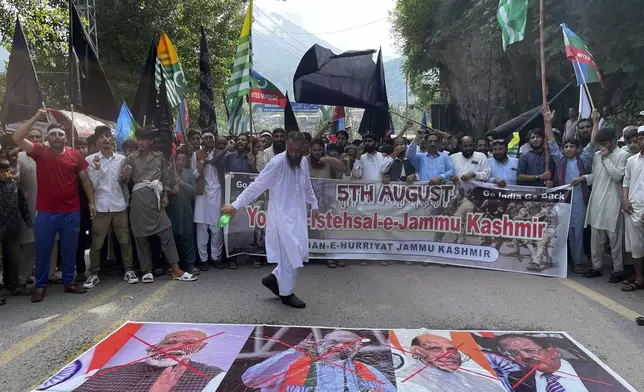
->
<box><xmin>35</xmin><ymin>322</ymin><xmax>635</xmax><ymax>391</ymax></box>
<box><xmin>225</xmin><ymin>174</ymin><xmax>573</xmax><ymax>278</ymax></box>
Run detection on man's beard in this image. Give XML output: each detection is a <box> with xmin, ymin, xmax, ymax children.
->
<box><xmin>273</xmin><ymin>141</ymin><xmax>286</xmax><ymax>154</ymax></box>
<box><xmin>363</xmin><ymin>144</ymin><xmax>376</xmax><ymax>153</ymax></box>
<box><xmin>462</xmin><ymin>150</ymin><xmax>474</xmax><ymax>158</ymax></box>
<box><xmin>287</xmin><ymin>153</ymin><xmax>303</xmax><ymax>168</ymax></box>
<box><xmin>493</xmin><ymin>153</ymin><xmax>507</xmax><ymax>162</ymax></box>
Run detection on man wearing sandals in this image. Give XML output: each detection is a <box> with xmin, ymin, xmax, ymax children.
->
<box><xmin>621</xmin><ymin>126</ymin><xmax>644</xmax><ymax>293</ymax></box>
<box><xmin>120</xmin><ymin>127</ymin><xmax>197</xmax><ymax>284</ymax></box>
<box><xmin>12</xmin><ymin>109</ymin><xmax>97</xmax><ymax>302</ymax></box>
<box><xmin>222</xmin><ymin>131</ymin><xmax>317</xmax><ymax>308</ymax></box>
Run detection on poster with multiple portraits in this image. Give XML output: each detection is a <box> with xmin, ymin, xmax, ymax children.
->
<box><xmin>36</xmin><ymin>322</ymin><xmax>635</xmax><ymax>392</ymax></box>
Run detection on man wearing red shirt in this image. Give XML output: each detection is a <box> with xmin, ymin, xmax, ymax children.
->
<box><xmin>13</xmin><ymin>109</ymin><xmax>96</xmax><ymax>302</ymax></box>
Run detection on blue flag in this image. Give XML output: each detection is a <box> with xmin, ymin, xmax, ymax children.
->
<box><xmin>115</xmin><ymin>101</ymin><xmax>136</xmax><ymax>151</ymax></box>
<box><xmin>420</xmin><ymin>111</ymin><xmax>428</xmax><ymax>130</ymax></box>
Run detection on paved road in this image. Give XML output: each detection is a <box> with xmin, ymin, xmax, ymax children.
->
<box><xmin>1</xmin><ymin>261</ymin><xmax>643</xmax><ymax>391</ymax></box>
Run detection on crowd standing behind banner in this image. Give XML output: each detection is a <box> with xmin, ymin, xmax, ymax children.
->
<box><xmin>1</xmin><ymin>106</ymin><xmax>644</xmax><ymax>309</ymax></box>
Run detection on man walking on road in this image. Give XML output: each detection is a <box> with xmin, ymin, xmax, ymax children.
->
<box><xmin>84</xmin><ymin>126</ymin><xmax>136</xmax><ymax>288</ymax></box>
<box><xmin>12</xmin><ymin>109</ymin><xmax>96</xmax><ymax>302</ymax></box>
<box><xmin>222</xmin><ymin>131</ymin><xmax>318</xmax><ymax>308</ymax></box>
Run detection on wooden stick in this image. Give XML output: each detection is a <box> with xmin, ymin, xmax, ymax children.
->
<box><xmin>42</xmin><ymin>102</ymin><xmax>51</xmax><ymax>125</ymax></box>
<box><xmin>575</xmin><ymin>58</ymin><xmax>596</xmax><ymax>111</ymax></box>
<box><xmin>539</xmin><ymin>0</ymin><xmax>550</xmax><ymax>175</ymax></box>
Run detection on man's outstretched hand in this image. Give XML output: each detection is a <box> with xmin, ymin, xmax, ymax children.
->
<box><xmin>221</xmin><ymin>204</ymin><xmax>237</xmax><ymax>218</ymax></box>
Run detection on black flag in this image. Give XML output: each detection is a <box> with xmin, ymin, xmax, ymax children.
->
<box><xmin>199</xmin><ymin>26</ymin><xmax>217</xmax><ymax>133</ymax></box>
<box><xmin>70</xmin><ymin>1</ymin><xmax>118</xmax><ymax>120</ymax></box>
<box><xmin>357</xmin><ymin>49</ymin><xmax>392</xmax><ymax>139</ymax></box>
<box><xmin>293</xmin><ymin>44</ymin><xmax>382</xmax><ymax>109</ymax></box>
<box><xmin>70</xmin><ymin>48</ymin><xmax>83</xmax><ymax>107</ymax></box>
<box><xmin>284</xmin><ymin>93</ymin><xmax>299</xmax><ymax>133</ymax></box>
<box><xmin>0</xmin><ymin>19</ymin><xmax>43</xmax><ymax>125</ymax></box>
<box><xmin>131</xmin><ymin>41</ymin><xmax>158</xmax><ymax>126</ymax></box>
<box><xmin>154</xmin><ymin>61</ymin><xmax>175</xmax><ymax>159</ymax></box>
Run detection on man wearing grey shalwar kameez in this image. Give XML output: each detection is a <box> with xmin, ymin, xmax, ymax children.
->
<box><xmin>119</xmin><ymin>128</ymin><xmax>197</xmax><ymax>283</ymax></box>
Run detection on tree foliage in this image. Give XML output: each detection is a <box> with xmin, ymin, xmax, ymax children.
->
<box><xmin>392</xmin><ymin>0</ymin><xmax>644</xmax><ymax>130</ymax></box>
<box><xmin>0</xmin><ymin>0</ymin><xmax>248</xmax><ymax>124</ymax></box>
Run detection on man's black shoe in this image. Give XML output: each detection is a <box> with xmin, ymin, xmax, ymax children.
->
<box><xmin>281</xmin><ymin>294</ymin><xmax>306</xmax><ymax>309</ymax></box>
<box><xmin>583</xmin><ymin>269</ymin><xmax>602</xmax><ymax>278</ymax></box>
<box><xmin>261</xmin><ymin>274</ymin><xmax>280</xmax><ymax>297</ymax></box>
<box><xmin>609</xmin><ymin>271</ymin><xmax>624</xmax><ymax>283</ymax></box>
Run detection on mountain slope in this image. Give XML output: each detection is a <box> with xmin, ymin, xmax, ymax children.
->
<box><xmin>0</xmin><ymin>46</ymin><xmax>8</xmax><ymax>72</ymax></box>
<box><xmin>253</xmin><ymin>12</ymin><xmax>405</xmax><ymax>103</ymax></box>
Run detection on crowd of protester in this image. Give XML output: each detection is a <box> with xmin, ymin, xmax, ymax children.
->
<box><xmin>0</xmin><ymin>106</ymin><xmax>643</xmax><ymax>305</ymax></box>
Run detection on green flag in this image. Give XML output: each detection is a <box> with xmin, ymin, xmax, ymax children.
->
<box><xmin>227</xmin><ymin>0</ymin><xmax>253</xmax><ymax>100</ymax></box>
<box><xmin>497</xmin><ymin>0</ymin><xmax>528</xmax><ymax>50</ymax></box>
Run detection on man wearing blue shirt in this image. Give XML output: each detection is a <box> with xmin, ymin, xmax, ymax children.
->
<box><xmin>406</xmin><ymin>132</ymin><xmax>454</xmax><ymax>183</ymax></box>
<box><xmin>488</xmin><ymin>139</ymin><xmax>518</xmax><ymax>187</ymax></box>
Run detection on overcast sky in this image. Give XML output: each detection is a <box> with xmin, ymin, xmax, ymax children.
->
<box><xmin>256</xmin><ymin>0</ymin><xmax>398</xmax><ymax>57</ymax></box>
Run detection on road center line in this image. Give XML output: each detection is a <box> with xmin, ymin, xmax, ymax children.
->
<box><xmin>0</xmin><ymin>284</ymin><xmax>121</xmax><ymax>366</ymax></box>
<box><xmin>560</xmin><ymin>279</ymin><xmax>643</xmax><ymax>321</ymax></box>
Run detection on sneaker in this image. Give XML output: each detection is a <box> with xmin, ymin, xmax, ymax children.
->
<box><xmin>124</xmin><ymin>271</ymin><xmax>139</xmax><ymax>284</ymax></box>
<box><xmin>83</xmin><ymin>275</ymin><xmax>100</xmax><ymax>289</ymax></box>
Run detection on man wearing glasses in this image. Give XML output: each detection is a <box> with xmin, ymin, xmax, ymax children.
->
<box><xmin>396</xmin><ymin>332</ymin><xmax>504</xmax><ymax>391</ymax></box>
<box><xmin>13</xmin><ymin>109</ymin><xmax>96</xmax><ymax>302</ymax></box>
<box><xmin>498</xmin><ymin>334</ymin><xmax>628</xmax><ymax>392</ymax></box>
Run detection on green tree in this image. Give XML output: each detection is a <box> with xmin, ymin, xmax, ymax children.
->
<box><xmin>1</xmin><ymin>0</ymin><xmax>248</xmax><ymax>121</ymax></box>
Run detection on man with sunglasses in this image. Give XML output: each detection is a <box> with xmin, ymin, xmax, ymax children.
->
<box><xmin>13</xmin><ymin>109</ymin><xmax>96</xmax><ymax>302</ymax></box>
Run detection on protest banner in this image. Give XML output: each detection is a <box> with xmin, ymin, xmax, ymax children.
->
<box><xmin>37</xmin><ymin>322</ymin><xmax>635</xmax><ymax>391</ymax></box>
<box><xmin>225</xmin><ymin>173</ymin><xmax>573</xmax><ymax>277</ymax></box>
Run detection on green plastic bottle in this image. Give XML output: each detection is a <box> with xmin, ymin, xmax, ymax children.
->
<box><xmin>217</xmin><ymin>214</ymin><xmax>231</xmax><ymax>229</ymax></box>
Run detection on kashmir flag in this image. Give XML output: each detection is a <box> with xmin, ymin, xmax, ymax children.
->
<box><xmin>250</xmin><ymin>70</ymin><xmax>287</xmax><ymax>107</ymax></box>
<box><xmin>155</xmin><ymin>32</ymin><xmax>188</xmax><ymax>107</ymax></box>
<box><xmin>227</xmin><ymin>0</ymin><xmax>253</xmax><ymax>100</ymax></box>
<box><xmin>497</xmin><ymin>0</ymin><xmax>528</xmax><ymax>51</ymax></box>
<box><xmin>561</xmin><ymin>24</ymin><xmax>603</xmax><ymax>87</ymax></box>
<box><xmin>227</xmin><ymin>96</ymin><xmax>249</xmax><ymax>136</ymax></box>
<box><xmin>507</xmin><ymin>131</ymin><xmax>521</xmax><ymax>157</ymax></box>
<box><xmin>115</xmin><ymin>101</ymin><xmax>137</xmax><ymax>151</ymax></box>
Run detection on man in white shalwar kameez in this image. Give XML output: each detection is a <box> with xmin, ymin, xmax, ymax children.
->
<box><xmin>193</xmin><ymin>132</ymin><xmax>229</xmax><ymax>268</ymax></box>
<box><xmin>222</xmin><ymin>131</ymin><xmax>317</xmax><ymax>308</ymax></box>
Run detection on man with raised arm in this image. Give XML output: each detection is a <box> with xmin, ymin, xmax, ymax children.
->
<box><xmin>12</xmin><ymin>109</ymin><xmax>96</xmax><ymax>302</ymax></box>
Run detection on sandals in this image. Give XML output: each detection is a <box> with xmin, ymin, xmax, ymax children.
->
<box><xmin>526</xmin><ymin>262</ymin><xmax>544</xmax><ymax>272</ymax></box>
<box><xmin>153</xmin><ymin>268</ymin><xmax>166</xmax><ymax>277</ymax></box>
<box><xmin>327</xmin><ymin>260</ymin><xmax>337</xmax><ymax>269</ymax></box>
<box><xmin>173</xmin><ymin>272</ymin><xmax>198</xmax><ymax>282</ymax></box>
<box><xmin>583</xmin><ymin>269</ymin><xmax>602</xmax><ymax>278</ymax></box>
<box><xmin>253</xmin><ymin>260</ymin><xmax>262</xmax><ymax>269</ymax></box>
<box><xmin>621</xmin><ymin>282</ymin><xmax>644</xmax><ymax>292</ymax></box>
<box><xmin>142</xmin><ymin>273</ymin><xmax>155</xmax><ymax>283</ymax></box>
<box><xmin>636</xmin><ymin>317</ymin><xmax>644</xmax><ymax>326</ymax></box>
<box><xmin>188</xmin><ymin>266</ymin><xmax>201</xmax><ymax>276</ymax></box>
<box><xmin>228</xmin><ymin>261</ymin><xmax>238</xmax><ymax>270</ymax></box>
<box><xmin>337</xmin><ymin>260</ymin><xmax>346</xmax><ymax>267</ymax></box>
<box><xmin>0</xmin><ymin>297</ymin><xmax>6</xmax><ymax>306</ymax></box>
<box><xmin>48</xmin><ymin>277</ymin><xmax>64</xmax><ymax>284</ymax></box>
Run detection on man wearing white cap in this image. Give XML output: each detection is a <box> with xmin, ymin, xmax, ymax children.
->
<box><xmin>620</xmin><ymin>126</ymin><xmax>640</xmax><ymax>156</ymax></box>
<box><xmin>635</xmin><ymin>111</ymin><xmax>644</xmax><ymax>127</ymax></box>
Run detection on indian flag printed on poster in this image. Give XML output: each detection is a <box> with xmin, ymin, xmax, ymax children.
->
<box><xmin>155</xmin><ymin>32</ymin><xmax>188</xmax><ymax>107</ymax></box>
<box><xmin>227</xmin><ymin>0</ymin><xmax>253</xmax><ymax>100</ymax></box>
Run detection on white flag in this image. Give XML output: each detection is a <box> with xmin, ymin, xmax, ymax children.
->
<box><xmin>579</xmin><ymin>85</ymin><xmax>591</xmax><ymax>119</ymax></box>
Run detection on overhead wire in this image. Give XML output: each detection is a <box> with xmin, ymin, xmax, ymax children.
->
<box><xmin>253</xmin><ymin>19</ymin><xmax>305</xmax><ymax>58</ymax></box>
<box><xmin>254</xmin><ymin>16</ymin><xmax>388</xmax><ymax>35</ymax></box>
<box><xmin>254</xmin><ymin>6</ymin><xmax>309</xmax><ymax>51</ymax></box>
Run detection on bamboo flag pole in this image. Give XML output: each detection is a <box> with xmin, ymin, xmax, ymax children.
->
<box><xmin>539</xmin><ymin>0</ymin><xmax>550</xmax><ymax>176</ymax></box>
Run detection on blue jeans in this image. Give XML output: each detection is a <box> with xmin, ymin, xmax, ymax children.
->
<box><xmin>568</xmin><ymin>225</ymin><xmax>584</xmax><ymax>266</ymax></box>
<box><xmin>34</xmin><ymin>212</ymin><xmax>81</xmax><ymax>288</ymax></box>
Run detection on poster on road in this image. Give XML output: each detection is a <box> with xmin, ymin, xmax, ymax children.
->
<box><xmin>225</xmin><ymin>173</ymin><xmax>573</xmax><ymax>277</ymax></box>
<box><xmin>36</xmin><ymin>322</ymin><xmax>635</xmax><ymax>391</ymax></box>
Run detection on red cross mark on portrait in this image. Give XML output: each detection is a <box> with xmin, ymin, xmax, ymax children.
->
<box><xmin>88</xmin><ymin>331</ymin><xmax>225</xmax><ymax>381</ymax></box>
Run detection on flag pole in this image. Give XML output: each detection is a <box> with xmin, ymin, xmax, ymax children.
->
<box><xmin>539</xmin><ymin>0</ymin><xmax>550</xmax><ymax>175</ymax></box>
<box><xmin>574</xmin><ymin>58</ymin><xmax>596</xmax><ymax>111</ymax></box>
<box><xmin>71</xmin><ymin>104</ymin><xmax>76</xmax><ymax>149</ymax></box>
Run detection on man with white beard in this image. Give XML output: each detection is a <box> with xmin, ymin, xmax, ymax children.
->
<box><xmin>222</xmin><ymin>131</ymin><xmax>318</xmax><ymax>308</ymax></box>
<box><xmin>52</xmin><ymin>330</ymin><xmax>225</xmax><ymax>391</ymax></box>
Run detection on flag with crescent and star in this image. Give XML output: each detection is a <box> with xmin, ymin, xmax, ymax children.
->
<box><xmin>250</xmin><ymin>70</ymin><xmax>287</xmax><ymax>108</ymax></box>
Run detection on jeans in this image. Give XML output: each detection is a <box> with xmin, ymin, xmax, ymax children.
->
<box><xmin>34</xmin><ymin>212</ymin><xmax>80</xmax><ymax>288</ymax></box>
<box><xmin>568</xmin><ymin>226</ymin><xmax>584</xmax><ymax>265</ymax></box>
